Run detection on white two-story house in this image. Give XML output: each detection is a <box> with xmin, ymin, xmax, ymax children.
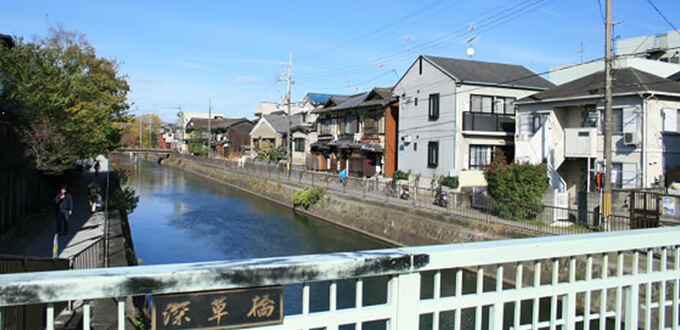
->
<box><xmin>394</xmin><ymin>55</ymin><xmax>554</xmax><ymax>186</ymax></box>
<box><xmin>515</xmin><ymin>68</ymin><xmax>680</xmax><ymax>205</ymax></box>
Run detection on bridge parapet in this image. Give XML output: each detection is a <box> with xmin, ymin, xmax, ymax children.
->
<box><xmin>0</xmin><ymin>227</ymin><xmax>678</xmax><ymax>329</ymax></box>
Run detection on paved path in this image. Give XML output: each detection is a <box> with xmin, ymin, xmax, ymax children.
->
<box><xmin>22</xmin><ymin>157</ymin><xmax>110</xmax><ymax>259</ymax></box>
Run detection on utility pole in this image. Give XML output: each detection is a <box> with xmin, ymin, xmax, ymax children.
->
<box><xmin>280</xmin><ymin>53</ymin><xmax>293</xmax><ymax>171</ymax></box>
<box><xmin>208</xmin><ymin>94</ymin><xmax>212</xmax><ymax>158</ymax></box>
<box><xmin>138</xmin><ymin>109</ymin><xmax>143</xmax><ymax>148</ymax></box>
<box><xmin>603</xmin><ymin>0</ymin><xmax>613</xmax><ymax>228</ymax></box>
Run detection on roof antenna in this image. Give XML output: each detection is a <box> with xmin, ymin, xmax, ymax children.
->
<box><xmin>464</xmin><ymin>35</ymin><xmax>479</xmax><ymax>60</ymax></box>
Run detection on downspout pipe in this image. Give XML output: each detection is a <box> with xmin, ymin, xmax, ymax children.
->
<box><xmin>640</xmin><ymin>92</ymin><xmax>656</xmax><ymax>189</ymax></box>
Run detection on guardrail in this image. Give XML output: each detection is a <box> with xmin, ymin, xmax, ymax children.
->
<box><xmin>0</xmin><ymin>227</ymin><xmax>678</xmax><ymax>329</ymax></box>
<box><xmin>176</xmin><ymin>154</ymin><xmax>676</xmax><ymax>236</ymax></box>
<box><xmin>68</xmin><ymin>237</ymin><xmax>104</xmax><ymax>270</ymax></box>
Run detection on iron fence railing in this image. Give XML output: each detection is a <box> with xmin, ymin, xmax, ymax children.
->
<box><xmin>69</xmin><ymin>237</ymin><xmax>104</xmax><ymax>270</ymax></box>
<box><xmin>176</xmin><ymin>154</ymin><xmax>677</xmax><ymax>236</ymax></box>
<box><xmin>1</xmin><ymin>227</ymin><xmax>680</xmax><ymax>329</ymax></box>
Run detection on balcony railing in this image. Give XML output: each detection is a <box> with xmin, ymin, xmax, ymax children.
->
<box><xmin>1</xmin><ymin>227</ymin><xmax>679</xmax><ymax>329</ymax></box>
<box><xmin>463</xmin><ymin>112</ymin><xmax>515</xmax><ymax>133</ymax></box>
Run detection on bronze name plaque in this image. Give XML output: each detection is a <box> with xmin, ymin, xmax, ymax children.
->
<box><xmin>152</xmin><ymin>286</ymin><xmax>283</xmax><ymax>330</ymax></box>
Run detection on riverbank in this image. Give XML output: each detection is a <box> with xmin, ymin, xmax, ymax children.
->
<box><xmin>151</xmin><ymin>154</ymin><xmax>537</xmax><ymax>248</ymax></box>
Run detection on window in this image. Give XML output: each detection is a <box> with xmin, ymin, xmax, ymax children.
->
<box><xmin>471</xmin><ymin>95</ymin><xmax>516</xmax><ymax>114</ymax></box>
<box><xmin>469</xmin><ymin>145</ymin><xmax>493</xmax><ymax>170</ymax></box>
<box><xmin>495</xmin><ymin>97</ymin><xmax>516</xmax><ymax>115</ymax></box>
<box><xmin>414</xmin><ymin>142</ymin><xmax>417</xmax><ymax>151</ymax></box>
<box><xmin>364</xmin><ymin>116</ymin><xmax>378</xmax><ymax>134</ymax></box>
<box><xmin>419</xmin><ymin>57</ymin><xmax>423</xmax><ymax>75</ymax></box>
<box><xmin>428</xmin><ymin>93</ymin><xmax>440</xmax><ymax>120</ymax></box>
<box><xmin>294</xmin><ymin>138</ymin><xmax>305</xmax><ymax>152</ymax></box>
<box><xmin>661</xmin><ymin>108</ymin><xmax>679</xmax><ymax>132</ymax></box>
<box><xmin>344</xmin><ymin>116</ymin><xmax>358</xmax><ymax>134</ymax></box>
<box><xmin>427</xmin><ymin>142</ymin><xmax>439</xmax><ymax>168</ymax></box>
<box><xmin>414</xmin><ymin>97</ymin><xmax>418</xmax><ymax>106</ymax></box>
<box><xmin>320</xmin><ymin>119</ymin><xmax>333</xmax><ymax>135</ymax></box>
<box><xmin>612</xmin><ymin>108</ymin><xmax>623</xmax><ymax>133</ymax></box>
<box><xmin>581</xmin><ymin>108</ymin><xmax>598</xmax><ymax>127</ymax></box>
<box><xmin>531</xmin><ymin>114</ymin><xmax>549</xmax><ymax>133</ymax></box>
<box><xmin>611</xmin><ymin>163</ymin><xmax>623</xmax><ymax>189</ymax></box>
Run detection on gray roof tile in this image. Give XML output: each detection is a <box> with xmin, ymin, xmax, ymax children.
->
<box><xmin>424</xmin><ymin>55</ymin><xmax>554</xmax><ymax>90</ymax></box>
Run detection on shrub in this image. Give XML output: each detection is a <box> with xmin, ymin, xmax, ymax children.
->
<box><xmin>483</xmin><ymin>149</ymin><xmax>547</xmax><ymax>221</ymax></box>
<box><xmin>291</xmin><ymin>187</ymin><xmax>326</xmax><ymax>209</ymax></box>
<box><xmin>392</xmin><ymin>170</ymin><xmax>410</xmax><ymax>181</ymax></box>
<box><xmin>110</xmin><ymin>187</ymin><xmax>139</xmax><ymax>214</ymax></box>
<box><xmin>439</xmin><ymin>176</ymin><xmax>459</xmax><ymax>189</ymax></box>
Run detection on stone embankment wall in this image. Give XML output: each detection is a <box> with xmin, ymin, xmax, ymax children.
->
<box><xmin>157</xmin><ymin>155</ymin><xmax>537</xmax><ymax>247</ymax></box>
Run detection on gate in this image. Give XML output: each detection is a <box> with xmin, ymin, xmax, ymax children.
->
<box><xmin>630</xmin><ymin>191</ymin><xmax>660</xmax><ymax>229</ymax></box>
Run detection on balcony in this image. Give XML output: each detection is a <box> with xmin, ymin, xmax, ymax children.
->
<box><xmin>462</xmin><ymin>112</ymin><xmax>515</xmax><ymax>134</ymax></box>
<box><xmin>564</xmin><ymin>127</ymin><xmax>597</xmax><ymax>158</ymax></box>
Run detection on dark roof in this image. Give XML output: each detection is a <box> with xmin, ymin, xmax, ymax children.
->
<box><xmin>519</xmin><ymin>67</ymin><xmax>680</xmax><ymax>103</ymax></box>
<box><xmin>317</xmin><ymin>87</ymin><xmax>396</xmax><ymax>113</ymax></box>
<box><xmin>668</xmin><ymin>71</ymin><xmax>680</xmax><ymax>82</ymax></box>
<box><xmin>263</xmin><ymin>112</ymin><xmax>304</xmax><ymax>135</ymax></box>
<box><xmin>423</xmin><ymin>55</ymin><xmax>554</xmax><ymax>90</ymax></box>
<box><xmin>187</xmin><ymin>118</ymin><xmax>252</xmax><ymax>131</ymax></box>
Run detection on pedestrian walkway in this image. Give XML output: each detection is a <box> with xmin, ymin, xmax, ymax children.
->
<box><xmin>22</xmin><ymin>158</ymin><xmax>110</xmax><ymax>259</ymax></box>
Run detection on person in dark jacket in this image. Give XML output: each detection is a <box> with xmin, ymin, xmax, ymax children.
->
<box><xmin>54</xmin><ymin>185</ymin><xmax>73</xmax><ymax>235</ymax></box>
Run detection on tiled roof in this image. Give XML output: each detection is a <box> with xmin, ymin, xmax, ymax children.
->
<box><xmin>519</xmin><ymin>67</ymin><xmax>680</xmax><ymax>103</ymax></box>
<box><xmin>423</xmin><ymin>55</ymin><xmax>555</xmax><ymax>90</ymax></box>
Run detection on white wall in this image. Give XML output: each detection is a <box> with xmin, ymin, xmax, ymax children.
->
<box><xmin>516</xmin><ymin>95</ymin><xmax>680</xmax><ymax>188</ymax></box>
<box><xmin>550</xmin><ymin>58</ymin><xmax>680</xmax><ymax>85</ymax></box>
<box><xmin>396</xmin><ymin>57</ymin><xmax>544</xmax><ymax>183</ymax></box>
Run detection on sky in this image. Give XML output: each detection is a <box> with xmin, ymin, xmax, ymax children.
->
<box><xmin>2</xmin><ymin>0</ymin><xmax>678</xmax><ymax>122</ymax></box>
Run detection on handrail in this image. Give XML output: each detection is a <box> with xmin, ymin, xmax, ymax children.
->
<box><xmin>0</xmin><ymin>227</ymin><xmax>678</xmax><ymax>307</ymax></box>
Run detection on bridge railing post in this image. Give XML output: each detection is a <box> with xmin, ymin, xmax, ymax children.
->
<box><xmin>392</xmin><ymin>272</ymin><xmax>420</xmax><ymax>330</ymax></box>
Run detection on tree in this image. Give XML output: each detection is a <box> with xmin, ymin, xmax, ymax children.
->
<box><xmin>0</xmin><ymin>26</ymin><xmax>130</xmax><ymax>174</ymax></box>
<box><xmin>254</xmin><ymin>140</ymin><xmax>285</xmax><ymax>162</ymax></box>
<box><xmin>121</xmin><ymin>114</ymin><xmax>164</xmax><ymax>148</ymax></box>
<box><xmin>483</xmin><ymin>149</ymin><xmax>548</xmax><ymax>221</ymax></box>
<box><xmin>188</xmin><ymin>127</ymin><xmax>208</xmax><ymax>156</ymax></box>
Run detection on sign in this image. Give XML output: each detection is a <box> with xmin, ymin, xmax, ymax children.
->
<box><xmin>152</xmin><ymin>286</ymin><xmax>283</xmax><ymax>330</ymax></box>
<box><xmin>663</xmin><ymin>196</ymin><xmax>676</xmax><ymax>216</ymax></box>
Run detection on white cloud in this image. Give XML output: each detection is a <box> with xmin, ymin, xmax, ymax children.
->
<box><xmin>234</xmin><ymin>75</ymin><xmax>264</xmax><ymax>84</ymax></box>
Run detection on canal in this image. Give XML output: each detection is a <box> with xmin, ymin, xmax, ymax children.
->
<box><xmin>115</xmin><ymin>157</ymin><xmax>566</xmax><ymax>329</ymax></box>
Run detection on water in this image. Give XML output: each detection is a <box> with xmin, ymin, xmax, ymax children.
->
<box><xmin>117</xmin><ymin>159</ymin><xmax>390</xmax><ymax>265</ymax></box>
<box><xmin>114</xmin><ymin>157</ymin><xmax>570</xmax><ymax>329</ymax></box>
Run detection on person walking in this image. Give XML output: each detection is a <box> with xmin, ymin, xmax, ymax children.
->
<box><xmin>54</xmin><ymin>185</ymin><xmax>73</xmax><ymax>236</ymax></box>
<box><xmin>94</xmin><ymin>160</ymin><xmax>101</xmax><ymax>176</ymax></box>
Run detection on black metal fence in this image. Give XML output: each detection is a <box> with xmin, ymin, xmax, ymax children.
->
<box><xmin>0</xmin><ymin>255</ymin><xmax>69</xmax><ymax>330</ymax></box>
<box><xmin>177</xmin><ymin>154</ymin><xmax>678</xmax><ymax>236</ymax></box>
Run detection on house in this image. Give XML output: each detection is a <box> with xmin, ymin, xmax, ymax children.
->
<box><xmin>514</xmin><ymin>68</ymin><xmax>680</xmax><ymax>207</ymax></box>
<box><xmin>158</xmin><ymin>124</ymin><xmax>177</xmax><ymax>149</ymax></box>
<box><xmin>394</xmin><ymin>55</ymin><xmax>554</xmax><ymax>185</ymax></box>
<box><xmin>249</xmin><ymin>111</ymin><xmax>304</xmax><ymax>161</ymax></box>
<box><xmin>309</xmin><ymin>87</ymin><xmax>398</xmax><ymax>178</ymax></box>
<box><xmin>185</xmin><ymin>118</ymin><xmax>254</xmax><ymax>159</ymax></box>
<box><xmin>176</xmin><ymin>111</ymin><xmax>224</xmax><ymax>152</ymax></box>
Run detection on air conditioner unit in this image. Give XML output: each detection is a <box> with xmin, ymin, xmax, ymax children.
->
<box><xmin>402</xmin><ymin>135</ymin><xmax>412</xmax><ymax>144</ymax></box>
<box><xmin>353</xmin><ymin>133</ymin><xmax>362</xmax><ymax>143</ymax></box>
<box><xmin>624</xmin><ymin>132</ymin><xmax>640</xmax><ymax>146</ymax></box>
<box><xmin>332</xmin><ymin>134</ymin><xmax>339</xmax><ymax>142</ymax></box>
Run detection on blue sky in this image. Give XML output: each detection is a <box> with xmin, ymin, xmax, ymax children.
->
<box><xmin>2</xmin><ymin>0</ymin><xmax>678</xmax><ymax>122</ymax></box>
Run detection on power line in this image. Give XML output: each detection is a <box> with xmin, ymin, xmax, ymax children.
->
<box><xmin>644</xmin><ymin>0</ymin><xmax>679</xmax><ymax>36</ymax></box>
<box><xmin>297</xmin><ymin>0</ymin><xmax>554</xmax><ymax>81</ymax></box>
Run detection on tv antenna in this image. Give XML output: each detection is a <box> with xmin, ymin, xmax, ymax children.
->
<box><xmin>404</xmin><ymin>35</ymin><xmax>415</xmax><ymax>52</ymax></box>
<box><xmin>464</xmin><ymin>35</ymin><xmax>480</xmax><ymax>59</ymax></box>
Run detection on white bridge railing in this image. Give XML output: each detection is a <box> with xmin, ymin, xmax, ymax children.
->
<box><xmin>1</xmin><ymin>227</ymin><xmax>680</xmax><ymax>329</ymax></box>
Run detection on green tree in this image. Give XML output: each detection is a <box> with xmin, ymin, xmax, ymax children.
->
<box><xmin>254</xmin><ymin>140</ymin><xmax>285</xmax><ymax>162</ymax></box>
<box><xmin>483</xmin><ymin>150</ymin><xmax>548</xmax><ymax>221</ymax></box>
<box><xmin>188</xmin><ymin>127</ymin><xmax>208</xmax><ymax>156</ymax></box>
<box><xmin>0</xmin><ymin>26</ymin><xmax>130</xmax><ymax>174</ymax></box>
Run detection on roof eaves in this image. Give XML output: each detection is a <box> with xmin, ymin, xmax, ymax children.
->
<box><xmin>461</xmin><ymin>80</ymin><xmax>551</xmax><ymax>91</ymax></box>
<box><xmin>422</xmin><ymin>55</ymin><xmax>459</xmax><ymax>82</ymax></box>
